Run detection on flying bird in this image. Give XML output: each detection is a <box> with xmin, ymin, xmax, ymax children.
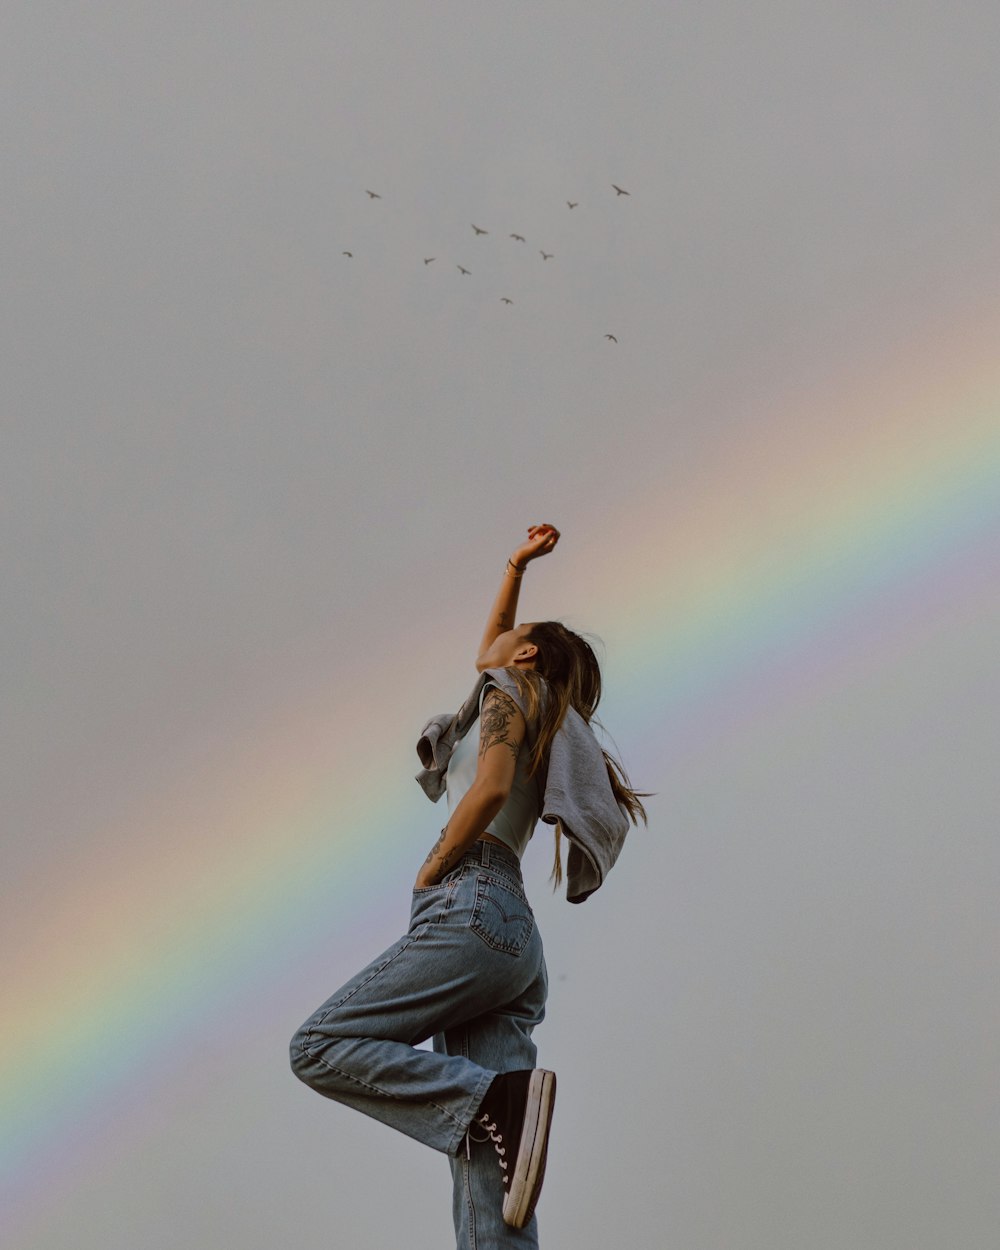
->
<box><xmin>540</xmin><ymin>250</ymin><xmax>553</xmax><ymax>260</ymax></box>
<box><xmin>612</xmin><ymin>184</ymin><xmax>630</xmax><ymax>196</ymax></box>
<box><xmin>605</xmin><ymin>334</ymin><xmax>618</xmax><ymax>342</ymax></box>
<box><xmin>501</xmin><ymin>297</ymin><xmax>513</xmax><ymax>304</ymax></box>
<box><xmin>342</xmin><ymin>251</ymin><xmax>353</xmax><ymax>257</ymax></box>
<box><xmin>510</xmin><ymin>233</ymin><xmax>526</xmax><ymax>242</ymax></box>
<box><xmin>567</xmin><ymin>201</ymin><xmax>579</xmax><ymax>209</ymax></box>
<box><xmin>457</xmin><ymin>265</ymin><xmax>471</xmax><ymax>275</ymax></box>
<box><xmin>423</xmin><ymin>257</ymin><xmax>436</xmax><ymax>264</ymax></box>
<box><xmin>365</xmin><ymin>189</ymin><xmax>381</xmax><ymax>199</ymax></box>
<box><xmin>471</xmin><ymin>224</ymin><xmax>488</xmax><ymax>235</ymax></box>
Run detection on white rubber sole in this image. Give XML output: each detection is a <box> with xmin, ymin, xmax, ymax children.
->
<box><xmin>503</xmin><ymin>1069</ymin><xmax>557</xmax><ymax>1229</ymax></box>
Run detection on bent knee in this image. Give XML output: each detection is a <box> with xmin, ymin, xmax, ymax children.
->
<box><xmin>289</xmin><ymin>1028</ymin><xmax>314</xmax><ymax>1082</ymax></box>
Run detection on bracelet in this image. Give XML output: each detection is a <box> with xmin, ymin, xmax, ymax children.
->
<box><xmin>505</xmin><ymin>559</ymin><xmax>525</xmax><ymax>578</ymax></box>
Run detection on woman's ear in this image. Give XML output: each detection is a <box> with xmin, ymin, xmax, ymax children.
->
<box><xmin>514</xmin><ymin>642</ymin><xmax>538</xmax><ymax>665</ymax></box>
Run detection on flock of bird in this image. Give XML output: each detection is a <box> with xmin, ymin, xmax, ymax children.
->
<box><xmin>342</xmin><ymin>184</ymin><xmax>632</xmax><ymax>342</ymax></box>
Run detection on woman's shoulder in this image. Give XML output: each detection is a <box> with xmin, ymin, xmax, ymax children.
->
<box><xmin>481</xmin><ymin>667</ymin><xmax>550</xmax><ymax>723</ymax></box>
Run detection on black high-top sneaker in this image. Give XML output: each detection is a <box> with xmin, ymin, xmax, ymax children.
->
<box><xmin>469</xmin><ymin>1069</ymin><xmax>557</xmax><ymax>1228</ymax></box>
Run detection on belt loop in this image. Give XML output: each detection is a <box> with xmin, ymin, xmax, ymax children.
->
<box><xmin>482</xmin><ymin>840</ymin><xmax>491</xmax><ymax>868</ymax></box>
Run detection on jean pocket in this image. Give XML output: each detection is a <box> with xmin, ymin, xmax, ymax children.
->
<box><xmin>412</xmin><ymin>865</ymin><xmax>463</xmax><ymax>894</ymax></box>
<box><xmin>409</xmin><ymin>875</ymin><xmax>459</xmax><ymax>929</ymax></box>
<box><xmin>469</xmin><ymin>873</ymin><xmax>534</xmax><ymax>955</ymax></box>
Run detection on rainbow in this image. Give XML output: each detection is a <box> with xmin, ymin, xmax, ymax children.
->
<box><xmin>3</xmin><ymin>314</ymin><xmax>999</xmax><ymax>1240</ymax></box>
<box><xmin>603</xmin><ymin>321</ymin><xmax>1000</xmax><ymax>765</ymax></box>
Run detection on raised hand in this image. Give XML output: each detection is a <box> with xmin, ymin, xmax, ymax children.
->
<box><xmin>511</xmin><ymin>524</ymin><xmax>560</xmax><ymax>569</ymax></box>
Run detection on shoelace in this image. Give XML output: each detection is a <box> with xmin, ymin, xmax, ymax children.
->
<box><xmin>467</xmin><ymin>1112</ymin><xmax>510</xmax><ymax>1183</ymax></box>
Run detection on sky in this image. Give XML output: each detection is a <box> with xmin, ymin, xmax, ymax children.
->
<box><xmin>3</xmin><ymin>3</ymin><xmax>999</xmax><ymax>1248</ymax></box>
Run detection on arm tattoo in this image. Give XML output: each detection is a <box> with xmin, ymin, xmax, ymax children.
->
<box><xmin>423</xmin><ymin>826</ymin><xmax>459</xmax><ymax>878</ymax></box>
<box><xmin>436</xmin><ymin>847</ymin><xmax>459</xmax><ymax>873</ymax></box>
<box><xmin>479</xmin><ymin>689</ymin><xmax>521</xmax><ymax>762</ymax></box>
<box><xmin>423</xmin><ymin>827</ymin><xmax>447</xmax><ymax>866</ymax></box>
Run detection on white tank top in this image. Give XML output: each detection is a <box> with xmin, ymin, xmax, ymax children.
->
<box><xmin>445</xmin><ymin>680</ymin><xmax>542</xmax><ymax>859</ymax></box>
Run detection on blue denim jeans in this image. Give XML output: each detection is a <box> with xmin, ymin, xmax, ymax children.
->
<box><xmin>290</xmin><ymin>839</ymin><xmax>548</xmax><ymax>1249</ymax></box>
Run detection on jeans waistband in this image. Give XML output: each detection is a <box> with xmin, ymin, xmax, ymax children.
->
<box><xmin>461</xmin><ymin>838</ymin><xmax>523</xmax><ymax>878</ymax></box>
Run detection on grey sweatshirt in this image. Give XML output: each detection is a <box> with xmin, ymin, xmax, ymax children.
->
<box><xmin>415</xmin><ymin>667</ymin><xmax>630</xmax><ymax>903</ymax></box>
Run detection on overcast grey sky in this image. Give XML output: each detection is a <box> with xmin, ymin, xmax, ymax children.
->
<box><xmin>4</xmin><ymin>3</ymin><xmax>999</xmax><ymax>1248</ymax></box>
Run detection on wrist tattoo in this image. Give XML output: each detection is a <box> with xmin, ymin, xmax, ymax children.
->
<box><xmin>422</xmin><ymin>827</ymin><xmax>459</xmax><ymax>884</ymax></box>
<box><xmin>424</xmin><ymin>827</ymin><xmax>447</xmax><ymax>866</ymax></box>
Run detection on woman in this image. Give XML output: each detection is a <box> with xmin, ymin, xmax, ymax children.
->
<box><xmin>290</xmin><ymin>524</ymin><xmax>648</xmax><ymax>1248</ymax></box>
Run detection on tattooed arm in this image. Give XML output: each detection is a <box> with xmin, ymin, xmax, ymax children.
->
<box><xmin>414</xmin><ymin>688</ymin><xmax>527</xmax><ymax>888</ymax></box>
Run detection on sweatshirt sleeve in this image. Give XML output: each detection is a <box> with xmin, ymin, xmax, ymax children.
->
<box><xmin>415</xmin><ymin>711</ymin><xmax>457</xmax><ymax>800</ymax></box>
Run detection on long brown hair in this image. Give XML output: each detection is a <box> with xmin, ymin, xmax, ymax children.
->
<box><xmin>504</xmin><ymin>620</ymin><xmax>651</xmax><ymax>886</ymax></box>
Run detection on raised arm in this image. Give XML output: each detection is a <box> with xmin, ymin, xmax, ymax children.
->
<box><xmin>476</xmin><ymin>524</ymin><xmax>560</xmax><ymax>665</ymax></box>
